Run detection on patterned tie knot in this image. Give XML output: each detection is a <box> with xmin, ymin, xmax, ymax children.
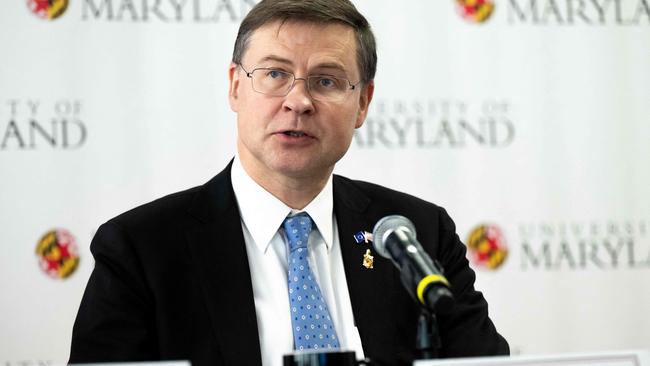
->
<box><xmin>283</xmin><ymin>212</ymin><xmax>312</xmax><ymax>252</ymax></box>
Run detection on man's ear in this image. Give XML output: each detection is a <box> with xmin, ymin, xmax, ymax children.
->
<box><xmin>228</xmin><ymin>63</ymin><xmax>240</xmax><ymax>112</ymax></box>
<box><xmin>355</xmin><ymin>81</ymin><xmax>374</xmax><ymax>129</ymax></box>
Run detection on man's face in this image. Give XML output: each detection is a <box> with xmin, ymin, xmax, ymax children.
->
<box><xmin>229</xmin><ymin>21</ymin><xmax>373</xmax><ymax>183</ymax></box>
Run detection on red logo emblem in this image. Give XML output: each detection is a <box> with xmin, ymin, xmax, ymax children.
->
<box><xmin>456</xmin><ymin>0</ymin><xmax>495</xmax><ymax>23</ymax></box>
<box><xmin>35</xmin><ymin>229</ymin><xmax>80</xmax><ymax>279</ymax></box>
<box><xmin>466</xmin><ymin>224</ymin><xmax>508</xmax><ymax>270</ymax></box>
<box><xmin>27</xmin><ymin>0</ymin><xmax>69</xmax><ymax>20</ymax></box>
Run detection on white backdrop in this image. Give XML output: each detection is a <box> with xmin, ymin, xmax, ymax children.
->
<box><xmin>1</xmin><ymin>0</ymin><xmax>649</xmax><ymax>363</ymax></box>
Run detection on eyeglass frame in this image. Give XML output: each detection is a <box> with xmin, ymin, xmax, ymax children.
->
<box><xmin>238</xmin><ymin>64</ymin><xmax>361</xmax><ymax>102</ymax></box>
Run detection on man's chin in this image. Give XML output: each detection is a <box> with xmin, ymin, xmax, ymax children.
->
<box><xmin>271</xmin><ymin>160</ymin><xmax>333</xmax><ymax>182</ymax></box>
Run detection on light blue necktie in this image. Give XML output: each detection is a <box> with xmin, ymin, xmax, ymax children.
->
<box><xmin>283</xmin><ymin>212</ymin><xmax>340</xmax><ymax>351</ymax></box>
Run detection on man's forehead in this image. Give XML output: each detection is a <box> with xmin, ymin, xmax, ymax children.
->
<box><xmin>244</xmin><ymin>20</ymin><xmax>359</xmax><ymax>75</ymax></box>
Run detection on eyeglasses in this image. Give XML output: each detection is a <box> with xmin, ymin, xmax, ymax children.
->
<box><xmin>239</xmin><ymin>65</ymin><xmax>360</xmax><ymax>103</ymax></box>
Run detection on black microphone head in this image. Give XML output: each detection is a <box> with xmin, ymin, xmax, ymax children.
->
<box><xmin>372</xmin><ymin>215</ymin><xmax>417</xmax><ymax>259</ymax></box>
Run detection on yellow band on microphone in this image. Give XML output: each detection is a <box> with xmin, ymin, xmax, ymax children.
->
<box><xmin>416</xmin><ymin>275</ymin><xmax>450</xmax><ymax>305</ymax></box>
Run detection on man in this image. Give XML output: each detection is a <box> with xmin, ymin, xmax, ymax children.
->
<box><xmin>69</xmin><ymin>1</ymin><xmax>509</xmax><ymax>365</ymax></box>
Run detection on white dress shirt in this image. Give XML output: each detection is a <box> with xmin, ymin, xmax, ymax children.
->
<box><xmin>230</xmin><ymin>156</ymin><xmax>364</xmax><ymax>366</ymax></box>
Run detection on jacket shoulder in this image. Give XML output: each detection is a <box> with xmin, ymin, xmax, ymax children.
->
<box><xmin>334</xmin><ymin>174</ymin><xmax>444</xmax><ymax>213</ymax></box>
<box><xmin>333</xmin><ymin>174</ymin><xmax>460</xmax><ymax>246</ymax></box>
<box><xmin>106</xmin><ymin>185</ymin><xmax>202</xmax><ymax>229</ymax></box>
<box><xmin>105</xmin><ymin>162</ymin><xmax>234</xmax><ymax>230</ymax></box>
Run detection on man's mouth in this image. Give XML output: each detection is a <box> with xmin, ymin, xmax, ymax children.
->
<box><xmin>282</xmin><ymin>130</ymin><xmax>310</xmax><ymax>138</ymax></box>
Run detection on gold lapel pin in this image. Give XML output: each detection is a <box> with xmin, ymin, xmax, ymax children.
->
<box><xmin>362</xmin><ymin>249</ymin><xmax>374</xmax><ymax>269</ymax></box>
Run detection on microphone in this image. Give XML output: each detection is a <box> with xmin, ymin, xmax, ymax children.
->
<box><xmin>373</xmin><ymin>215</ymin><xmax>454</xmax><ymax>314</ymax></box>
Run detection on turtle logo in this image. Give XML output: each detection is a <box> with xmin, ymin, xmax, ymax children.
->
<box><xmin>27</xmin><ymin>0</ymin><xmax>69</xmax><ymax>20</ymax></box>
<box><xmin>456</xmin><ymin>0</ymin><xmax>495</xmax><ymax>23</ymax></box>
<box><xmin>35</xmin><ymin>229</ymin><xmax>80</xmax><ymax>279</ymax></box>
<box><xmin>466</xmin><ymin>224</ymin><xmax>508</xmax><ymax>270</ymax></box>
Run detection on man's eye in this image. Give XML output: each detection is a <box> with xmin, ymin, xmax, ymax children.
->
<box><xmin>317</xmin><ymin>77</ymin><xmax>336</xmax><ymax>88</ymax></box>
<box><xmin>267</xmin><ymin>70</ymin><xmax>285</xmax><ymax>79</ymax></box>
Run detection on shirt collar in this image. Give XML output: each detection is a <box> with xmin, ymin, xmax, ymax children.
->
<box><xmin>231</xmin><ymin>155</ymin><xmax>334</xmax><ymax>253</ymax></box>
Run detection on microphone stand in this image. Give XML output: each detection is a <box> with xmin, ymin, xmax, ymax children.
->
<box><xmin>415</xmin><ymin>309</ymin><xmax>441</xmax><ymax>360</ymax></box>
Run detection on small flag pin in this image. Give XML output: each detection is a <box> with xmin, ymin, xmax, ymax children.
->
<box><xmin>353</xmin><ymin>231</ymin><xmax>373</xmax><ymax>244</ymax></box>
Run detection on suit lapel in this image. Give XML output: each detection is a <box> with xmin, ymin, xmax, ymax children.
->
<box><xmin>333</xmin><ymin>176</ymin><xmax>399</xmax><ymax>360</ymax></box>
<box><xmin>185</xmin><ymin>163</ymin><xmax>262</xmax><ymax>366</ymax></box>
<box><xmin>181</xmin><ymin>168</ymin><xmax>402</xmax><ymax>364</ymax></box>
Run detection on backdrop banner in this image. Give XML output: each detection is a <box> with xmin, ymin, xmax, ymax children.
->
<box><xmin>1</xmin><ymin>0</ymin><xmax>649</xmax><ymax>363</ymax></box>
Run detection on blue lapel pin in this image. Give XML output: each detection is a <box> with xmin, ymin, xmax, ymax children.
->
<box><xmin>353</xmin><ymin>231</ymin><xmax>373</xmax><ymax>244</ymax></box>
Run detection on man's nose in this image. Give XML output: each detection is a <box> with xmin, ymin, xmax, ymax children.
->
<box><xmin>282</xmin><ymin>78</ymin><xmax>315</xmax><ymax>115</ymax></box>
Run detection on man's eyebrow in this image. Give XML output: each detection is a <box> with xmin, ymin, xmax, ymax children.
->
<box><xmin>256</xmin><ymin>55</ymin><xmax>294</xmax><ymax>66</ymax></box>
<box><xmin>255</xmin><ymin>57</ymin><xmax>349</xmax><ymax>75</ymax></box>
<box><xmin>311</xmin><ymin>63</ymin><xmax>347</xmax><ymax>74</ymax></box>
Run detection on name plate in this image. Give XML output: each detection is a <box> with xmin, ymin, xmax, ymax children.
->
<box><xmin>414</xmin><ymin>350</ymin><xmax>650</xmax><ymax>366</ymax></box>
<box><xmin>69</xmin><ymin>362</ymin><xmax>190</xmax><ymax>366</ymax></box>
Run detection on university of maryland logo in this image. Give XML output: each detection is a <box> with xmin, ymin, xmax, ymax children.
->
<box><xmin>456</xmin><ymin>0</ymin><xmax>495</xmax><ymax>23</ymax></box>
<box><xmin>466</xmin><ymin>224</ymin><xmax>508</xmax><ymax>270</ymax></box>
<box><xmin>35</xmin><ymin>229</ymin><xmax>80</xmax><ymax>279</ymax></box>
<box><xmin>27</xmin><ymin>0</ymin><xmax>69</xmax><ymax>20</ymax></box>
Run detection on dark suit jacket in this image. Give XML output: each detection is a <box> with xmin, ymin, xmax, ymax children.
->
<box><xmin>69</xmin><ymin>163</ymin><xmax>508</xmax><ymax>366</ymax></box>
